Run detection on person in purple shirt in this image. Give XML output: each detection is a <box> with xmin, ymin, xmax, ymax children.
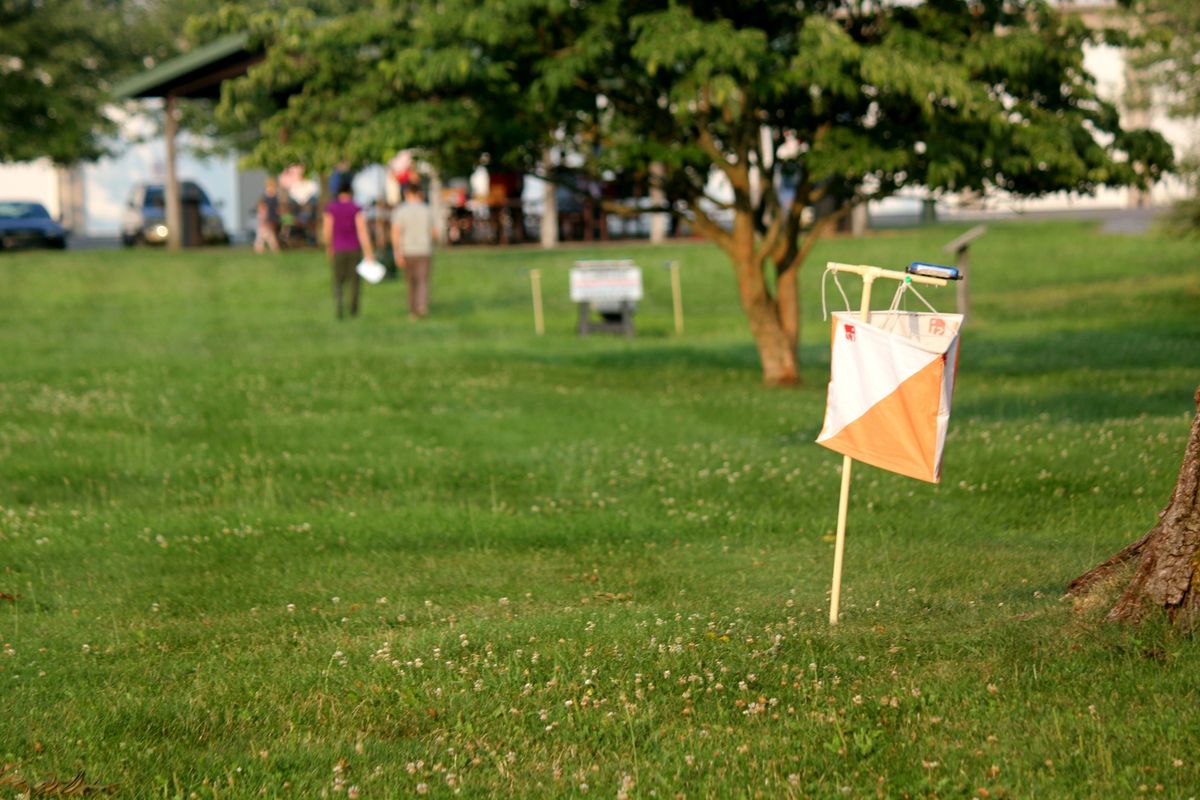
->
<box><xmin>322</xmin><ymin>180</ymin><xmax>375</xmax><ymax>319</ymax></box>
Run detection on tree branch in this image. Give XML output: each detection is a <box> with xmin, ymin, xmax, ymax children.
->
<box><xmin>696</xmin><ymin>126</ymin><xmax>748</xmax><ymax>194</ymax></box>
<box><xmin>599</xmin><ymin>199</ymin><xmax>664</xmax><ymax>216</ymax></box>
<box><xmin>769</xmin><ymin>180</ymin><xmax>811</xmax><ymax>268</ymax></box>
<box><xmin>703</xmin><ymin>192</ymin><xmax>734</xmax><ymax>210</ymax></box>
<box><xmin>688</xmin><ymin>203</ymin><xmax>734</xmax><ymax>257</ymax></box>
<box><xmin>793</xmin><ymin>205</ymin><xmax>847</xmax><ymax>268</ymax></box>
<box><xmin>754</xmin><ymin>146</ymin><xmax>780</xmax><ymax>235</ymax></box>
<box><xmin>752</xmin><ymin>198</ymin><xmax>796</xmax><ymax>270</ymax></box>
<box><xmin>754</xmin><ymin>175</ymin><xmax>814</xmax><ymax>272</ymax></box>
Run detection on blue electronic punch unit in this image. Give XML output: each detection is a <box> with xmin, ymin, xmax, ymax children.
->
<box><xmin>906</xmin><ymin>262</ymin><xmax>962</xmax><ymax>280</ymax></box>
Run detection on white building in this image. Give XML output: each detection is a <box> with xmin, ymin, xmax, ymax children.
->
<box><xmin>0</xmin><ymin>106</ymin><xmax>256</xmax><ymax>240</ymax></box>
<box><xmin>967</xmin><ymin>0</ymin><xmax>1198</xmax><ymax>213</ymax></box>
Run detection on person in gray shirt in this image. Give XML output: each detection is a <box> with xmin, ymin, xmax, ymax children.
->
<box><xmin>390</xmin><ymin>184</ymin><xmax>437</xmax><ymax>319</ymax></box>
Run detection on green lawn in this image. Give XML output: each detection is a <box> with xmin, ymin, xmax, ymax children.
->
<box><xmin>2</xmin><ymin>220</ymin><xmax>1199</xmax><ymax>798</ymax></box>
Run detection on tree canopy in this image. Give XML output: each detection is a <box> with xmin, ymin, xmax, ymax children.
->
<box><xmin>214</xmin><ymin>0</ymin><xmax>1174</xmax><ymax>384</ymax></box>
<box><xmin>0</xmin><ymin>0</ymin><xmax>260</xmax><ymax>164</ymax></box>
<box><xmin>0</xmin><ymin>0</ymin><xmax>135</xmax><ymax>163</ymax></box>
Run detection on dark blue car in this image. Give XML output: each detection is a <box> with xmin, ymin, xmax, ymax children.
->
<box><xmin>0</xmin><ymin>201</ymin><xmax>68</xmax><ymax>251</ymax></box>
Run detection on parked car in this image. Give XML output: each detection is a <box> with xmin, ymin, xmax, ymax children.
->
<box><xmin>0</xmin><ymin>201</ymin><xmax>68</xmax><ymax>251</ymax></box>
<box><xmin>121</xmin><ymin>181</ymin><xmax>229</xmax><ymax>246</ymax></box>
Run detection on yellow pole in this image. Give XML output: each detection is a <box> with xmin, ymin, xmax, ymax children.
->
<box><xmin>530</xmin><ymin>269</ymin><xmax>545</xmax><ymax>336</ymax></box>
<box><xmin>828</xmin><ymin>271</ymin><xmax>874</xmax><ymax>625</ymax></box>
<box><xmin>825</xmin><ymin>263</ymin><xmax>947</xmax><ymax>625</ymax></box>
<box><xmin>670</xmin><ymin>261</ymin><xmax>684</xmax><ymax>335</ymax></box>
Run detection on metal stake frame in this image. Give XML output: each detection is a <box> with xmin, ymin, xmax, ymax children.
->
<box><xmin>823</xmin><ymin>261</ymin><xmax>950</xmax><ymax>625</ymax></box>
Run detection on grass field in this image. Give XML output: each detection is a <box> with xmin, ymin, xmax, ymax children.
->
<box><xmin>1</xmin><ymin>220</ymin><xmax>1199</xmax><ymax>799</ymax></box>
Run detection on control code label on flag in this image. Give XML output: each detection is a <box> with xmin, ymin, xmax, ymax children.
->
<box><xmin>816</xmin><ymin>311</ymin><xmax>963</xmax><ymax>483</ymax></box>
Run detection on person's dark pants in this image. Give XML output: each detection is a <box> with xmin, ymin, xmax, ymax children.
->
<box><xmin>332</xmin><ymin>250</ymin><xmax>362</xmax><ymax>319</ymax></box>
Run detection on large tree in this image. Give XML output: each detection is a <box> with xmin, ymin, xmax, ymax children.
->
<box><xmin>1070</xmin><ymin>387</ymin><xmax>1200</xmax><ymax>628</ymax></box>
<box><xmin>216</xmin><ymin>0</ymin><xmax>1173</xmax><ymax>385</ymax></box>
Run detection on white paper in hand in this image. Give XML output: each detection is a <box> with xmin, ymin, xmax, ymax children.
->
<box><xmin>356</xmin><ymin>258</ymin><xmax>386</xmax><ymax>284</ymax></box>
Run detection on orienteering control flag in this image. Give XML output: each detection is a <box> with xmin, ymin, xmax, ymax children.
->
<box><xmin>817</xmin><ymin>311</ymin><xmax>963</xmax><ymax>483</ymax></box>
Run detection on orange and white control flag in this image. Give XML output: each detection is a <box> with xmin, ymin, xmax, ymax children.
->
<box><xmin>817</xmin><ymin>311</ymin><xmax>963</xmax><ymax>483</ymax></box>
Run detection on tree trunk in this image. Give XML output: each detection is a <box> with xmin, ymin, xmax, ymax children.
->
<box><xmin>725</xmin><ymin>205</ymin><xmax>797</xmax><ymax>386</ymax></box>
<box><xmin>776</xmin><ymin>263</ymin><xmax>800</xmax><ymax>355</ymax></box>
<box><xmin>1068</xmin><ymin>386</ymin><xmax>1200</xmax><ymax>627</ymax></box>
<box><xmin>691</xmin><ymin>198</ymin><xmax>802</xmax><ymax>387</ymax></box>
<box><xmin>745</xmin><ymin>293</ymin><xmax>799</xmax><ymax>386</ymax></box>
<box><xmin>732</xmin><ymin>258</ymin><xmax>798</xmax><ymax>386</ymax></box>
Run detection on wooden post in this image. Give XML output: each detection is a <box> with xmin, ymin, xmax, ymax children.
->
<box><xmin>163</xmin><ymin>94</ymin><xmax>183</xmax><ymax>252</ymax></box>
<box><xmin>530</xmin><ymin>269</ymin><xmax>544</xmax><ymax>335</ymax></box>
<box><xmin>669</xmin><ymin>260</ymin><xmax>684</xmax><ymax>335</ymax></box>
<box><xmin>649</xmin><ymin>162</ymin><xmax>667</xmax><ymax>244</ymax></box>
<box><xmin>942</xmin><ymin>225</ymin><xmax>986</xmax><ymax>320</ymax></box>
<box><xmin>541</xmin><ymin>165</ymin><xmax>559</xmax><ymax>249</ymax></box>
<box><xmin>430</xmin><ymin>169</ymin><xmax>444</xmax><ymax>245</ymax></box>
<box><xmin>955</xmin><ymin>247</ymin><xmax>970</xmax><ymax>319</ymax></box>
<box><xmin>850</xmin><ymin>203</ymin><xmax>869</xmax><ymax>237</ymax></box>
<box><xmin>54</xmin><ymin>164</ymin><xmax>85</xmax><ymax>232</ymax></box>
<box><xmin>824</xmin><ymin>262</ymin><xmax>948</xmax><ymax>625</ymax></box>
<box><xmin>316</xmin><ymin>172</ymin><xmax>329</xmax><ymax>247</ymax></box>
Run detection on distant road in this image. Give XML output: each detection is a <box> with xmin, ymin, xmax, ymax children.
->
<box><xmin>942</xmin><ymin>205</ymin><xmax>1166</xmax><ymax>235</ymax></box>
<box><xmin>67</xmin><ymin>234</ymin><xmax>253</xmax><ymax>251</ymax></box>
<box><xmin>67</xmin><ymin>235</ymin><xmax>120</xmax><ymax>251</ymax></box>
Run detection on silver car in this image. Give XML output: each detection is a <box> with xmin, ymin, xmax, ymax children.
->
<box><xmin>121</xmin><ymin>181</ymin><xmax>229</xmax><ymax>246</ymax></box>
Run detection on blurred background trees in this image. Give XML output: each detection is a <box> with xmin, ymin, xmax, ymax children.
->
<box><xmin>0</xmin><ymin>0</ymin><xmax>136</xmax><ymax>163</ymax></box>
<box><xmin>1125</xmin><ymin>0</ymin><xmax>1200</xmax><ymax>232</ymax></box>
<box><xmin>0</xmin><ymin>0</ymin><xmax>1180</xmax><ymax>383</ymax></box>
<box><xmin>211</xmin><ymin>0</ymin><xmax>1173</xmax><ymax>384</ymax></box>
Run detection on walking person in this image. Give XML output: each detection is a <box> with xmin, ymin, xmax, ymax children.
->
<box><xmin>323</xmin><ymin>180</ymin><xmax>375</xmax><ymax>319</ymax></box>
<box><xmin>254</xmin><ymin>177</ymin><xmax>281</xmax><ymax>253</ymax></box>
<box><xmin>390</xmin><ymin>184</ymin><xmax>437</xmax><ymax>319</ymax></box>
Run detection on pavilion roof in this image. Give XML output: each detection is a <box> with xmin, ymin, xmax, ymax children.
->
<box><xmin>112</xmin><ymin>33</ymin><xmax>259</xmax><ymax>100</ymax></box>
